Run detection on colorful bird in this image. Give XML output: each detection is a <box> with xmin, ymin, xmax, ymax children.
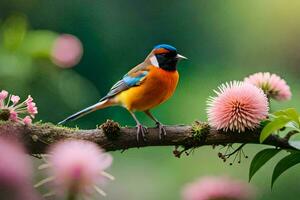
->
<box><xmin>59</xmin><ymin>44</ymin><xmax>187</xmax><ymax>142</ymax></box>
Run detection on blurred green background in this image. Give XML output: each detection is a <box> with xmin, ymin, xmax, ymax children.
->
<box><xmin>1</xmin><ymin>0</ymin><xmax>300</xmax><ymax>199</ymax></box>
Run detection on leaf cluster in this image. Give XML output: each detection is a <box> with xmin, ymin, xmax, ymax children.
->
<box><xmin>250</xmin><ymin>108</ymin><xmax>300</xmax><ymax>188</ymax></box>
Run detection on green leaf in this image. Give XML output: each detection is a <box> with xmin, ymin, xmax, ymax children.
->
<box><xmin>272</xmin><ymin>152</ymin><xmax>300</xmax><ymax>188</ymax></box>
<box><xmin>273</xmin><ymin>108</ymin><xmax>300</xmax><ymax>125</ymax></box>
<box><xmin>260</xmin><ymin>116</ymin><xmax>291</xmax><ymax>143</ymax></box>
<box><xmin>288</xmin><ymin>133</ymin><xmax>300</xmax><ymax>150</ymax></box>
<box><xmin>260</xmin><ymin>119</ymin><xmax>271</xmax><ymax>127</ymax></box>
<box><xmin>278</xmin><ymin>125</ymin><xmax>300</xmax><ymax>138</ymax></box>
<box><xmin>249</xmin><ymin>148</ymin><xmax>281</xmax><ymax>182</ymax></box>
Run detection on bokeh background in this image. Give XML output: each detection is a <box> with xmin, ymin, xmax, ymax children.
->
<box><xmin>1</xmin><ymin>0</ymin><xmax>300</xmax><ymax>199</ymax></box>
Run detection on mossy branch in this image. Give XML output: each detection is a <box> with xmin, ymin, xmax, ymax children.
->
<box><xmin>0</xmin><ymin>120</ymin><xmax>293</xmax><ymax>154</ymax></box>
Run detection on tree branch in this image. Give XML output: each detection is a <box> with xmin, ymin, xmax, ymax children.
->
<box><xmin>0</xmin><ymin>120</ymin><xmax>293</xmax><ymax>154</ymax></box>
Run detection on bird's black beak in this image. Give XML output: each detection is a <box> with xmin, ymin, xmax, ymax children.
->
<box><xmin>176</xmin><ymin>54</ymin><xmax>188</xmax><ymax>60</ymax></box>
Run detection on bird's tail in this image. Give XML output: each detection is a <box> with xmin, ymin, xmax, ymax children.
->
<box><xmin>58</xmin><ymin>99</ymin><xmax>113</xmax><ymax>125</ymax></box>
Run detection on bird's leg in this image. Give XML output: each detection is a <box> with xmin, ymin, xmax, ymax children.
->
<box><xmin>144</xmin><ymin>110</ymin><xmax>167</xmax><ymax>140</ymax></box>
<box><xmin>129</xmin><ymin>111</ymin><xmax>147</xmax><ymax>142</ymax></box>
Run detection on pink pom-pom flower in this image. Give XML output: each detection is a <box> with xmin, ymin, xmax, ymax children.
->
<box><xmin>38</xmin><ymin>140</ymin><xmax>113</xmax><ymax>198</ymax></box>
<box><xmin>244</xmin><ymin>72</ymin><xmax>291</xmax><ymax>101</ymax></box>
<box><xmin>207</xmin><ymin>81</ymin><xmax>269</xmax><ymax>132</ymax></box>
<box><xmin>182</xmin><ymin>176</ymin><xmax>256</xmax><ymax>200</ymax></box>
<box><xmin>51</xmin><ymin>34</ymin><xmax>83</xmax><ymax>68</ymax></box>
<box><xmin>0</xmin><ymin>90</ymin><xmax>38</xmax><ymax>124</ymax></box>
<box><xmin>0</xmin><ymin>138</ymin><xmax>38</xmax><ymax>200</ymax></box>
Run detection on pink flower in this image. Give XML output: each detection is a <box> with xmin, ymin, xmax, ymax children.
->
<box><xmin>0</xmin><ymin>91</ymin><xmax>38</xmax><ymax>124</ymax></box>
<box><xmin>46</xmin><ymin>140</ymin><xmax>113</xmax><ymax>197</ymax></box>
<box><xmin>207</xmin><ymin>81</ymin><xmax>269</xmax><ymax>132</ymax></box>
<box><xmin>182</xmin><ymin>176</ymin><xmax>256</xmax><ymax>200</ymax></box>
<box><xmin>0</xmin><ymin>90</ymin><xmax>8</xmax><ymax>107</ymax></box>
<box><xmin>244</xmin><ymin>72</ymin><xmax>291</xmax><ymax>101</ymax></box>
<box><xmin>0</xmin><ymin>90</ymin><xmax>8</xmax><ymax>100</ymax></box>
<box><xmin>27</xmin><ymin>102</ymin><xmax>38</xmax><ymax>116</ymax></box>
<box><xmin>23</xmin><ymin>116</ymin><xmax>32</xmax><ymax>125</ymax></box>
<box><xmin>0</xmin><ymin>138</ymin><xmax>32</xmax><ymax>185</ymax></box>
<box><xmin>51</xmin><ymin>34</ymin><xmax>83</xmax><ymax>68</ymax></box>
<box><xmin>11</xmin><ymin>95</ymin><xmax>20</xmax><ymax>105</ymax></box>
<box><xmin>0</xmin><ymin>138</ymin><xmax>38</xmax><ymax>200</ymax></box>
<box><xmin>26</xmin><ymin>95</ymin><xmax>33</xmax><ymax>103</ymax></box>
<box><xmin>9</xmin><ymin>110</ymin><xmax>18</xmax><ymax>122</ymax></box>
<box><xmin>25</xmin><ymin>95</ymin><xmax>38</xmax><ymax>116</ymax></box>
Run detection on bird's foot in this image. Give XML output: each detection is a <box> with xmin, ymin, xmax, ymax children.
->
<box><xmin>156</xmin><ymin>122</ymin><xmax>167</xmax><ymax>140</ymax></box>
<box><xmin>136</xmin><ymin>124</ymin><xmax>148</xmax><ymax>143</ymax></box>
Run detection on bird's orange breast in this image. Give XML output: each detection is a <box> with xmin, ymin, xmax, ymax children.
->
<box><xmin>116</xmin><ymin>66</ymin><xmax>179</xmax><ymax>111</ymax></box>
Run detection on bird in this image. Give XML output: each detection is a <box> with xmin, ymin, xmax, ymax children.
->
<box><xmin>58</xmin><ymin>44</ymin><xmax>187</xmax><ymax>142</ymax></box>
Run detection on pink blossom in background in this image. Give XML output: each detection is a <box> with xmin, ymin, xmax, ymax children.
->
<box><xmin>0</xmin><ymin>138</ymin><xmax>31</xmax><ymax>187</ymax></box>
<box><xmin>0</xmin><ymin>138</ymin><xmax>39</xmax><ymax>200</ymax></box>
<box><xmin>207</xmin><ymin>81</ymin><xmax>269</xmax><ymax>132</ymax></box>
<box><xmin>182</xmin><ymin>176</ymin><xmax>256</xmax><ymax>200</ymax></box>
<box><xmin>0</xmin><ymin>90</ymin><xmax>38</xmax><ymax>124</ymax></box>
<box><xmin>51</xmin><ymin>34</ymin><xmax>83</xmax><ymax>68</ymax></box>
<box><xmin>244</xmin><ymin>72</ymin><xmax>291</xmax><ymax>101</ymax></box>
<box><xmin>47</xmin><ymin>140</ymin><xmax>113</xmax><ymax>198</ymax></box>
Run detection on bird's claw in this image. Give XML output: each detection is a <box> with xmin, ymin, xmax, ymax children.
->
<box><xmin>156</xmin><ymin>122</ymin><xmax>167</xmax><ymax>140</ymax></box>
<box><xmin>136</xmin><ymin>124</ymin><xmax>148</xmax><ymax>143</ymax></box>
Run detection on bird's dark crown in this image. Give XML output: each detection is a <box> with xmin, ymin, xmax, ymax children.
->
<box><xmin>153</xmin><ymin>44</ymin><xmax>179</xmax><ymax>71</ymax></box>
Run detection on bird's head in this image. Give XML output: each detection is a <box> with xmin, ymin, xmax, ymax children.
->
<box><xmin>147</xmin><ymin>44</ymin><xmax>187</xmax><ymax>71</ymax></box>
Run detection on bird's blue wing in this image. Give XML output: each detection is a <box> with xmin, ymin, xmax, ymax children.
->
<box><xmin>100</xmin><ymin>66</ymin><xmax>149</xmax><ymax>101</ymax></box>
<box><xmin>123</xmin><ymin>71</ymin><xmax>148</xmax><ymax>86</ymax></box>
